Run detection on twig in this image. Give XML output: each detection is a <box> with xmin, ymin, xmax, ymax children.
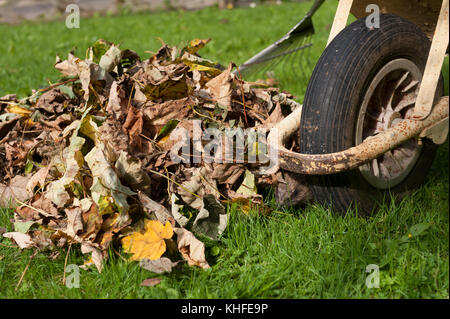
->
<box><xmin>191</xmin><ymin>106</ymin><xmax>222</xmax><ymax>124</ymax></box>
<box><xmin>231</xmin><ymin>99</ymin><xmax>268</xmax><ymax>119</ymax></box>
<box><xmin>198</xmin><ymin>172</ymin><xmax>228</xmax><ymax>200</ymax></box>
<box><xmin>89</xmin><ymin>84</ymin><xmax>103</xmax><ymax>109</ymax></box>
<box><xmin>164</xmin><ymin>167</ymin><xmax>172</xmax><ymax>200</ymax></box>
<box><xmin>14</xmin><ymin>199</ymin><xmax>49</xmax><ymax>217</ymax></box>
<box><xmin>111</xmin><ymin>245</ymin><xmax>128</xmax><ymax>262</ymax></box>
<box><xmin>28</xmin><ymin>78</ymin><xmax>78</xmax><ymax>101</ymax></box>
<box><xmin>15</xmin><ymin>250</ymin><xmax>37</xmax><ymax>291</ymax></box>
<box><xmin>127</xmin><ymin>82</ymin><xmax>135</xmax><ymax>109</ymax></box>
<box><xmin>139</xmin><ymin>133</ymin><xmax>154</xmax><ymax>142</ymax></box>
<box><xmin>233</xmin><ymin>64</ymin><xmax>249</xmax><ymax>126</ymax></box>
<box><xmin>147</xmin><ymin>169</ymin><xmax>201</xmax><ymax>200</ymax></box>
<box><xmin>0</xmin><ymin>242</ymin><xmax>15</xmax><ymax>248</ymax></box>
<box><xmin>62</xmin><ymin>243</ymin><xmax>72</xmax><ymax>285</ymax></box>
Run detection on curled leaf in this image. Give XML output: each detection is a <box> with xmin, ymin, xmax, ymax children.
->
<box><xmin>174</xmin><ymin>227</ymin><xmax>209</xmax><ymax>269</ymax></box>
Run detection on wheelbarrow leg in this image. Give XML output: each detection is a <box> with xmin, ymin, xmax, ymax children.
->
<box><xmin>413</xmin><ymin>0</ymin><xmax>449</xmax><ymax>120</ymax></box>
<box><xmin>327</xmin><ymin>0</ymin><xmax>354</xmax><ymax>46</ymax></box>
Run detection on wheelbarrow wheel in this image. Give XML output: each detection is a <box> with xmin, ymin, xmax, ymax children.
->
<box><xmin>299</xmin><ymin>14</ymin><xmax>444</xmax><ymax>215</ymax></box>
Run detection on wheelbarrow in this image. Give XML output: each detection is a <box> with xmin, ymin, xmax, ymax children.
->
<box><xmin>242</xmin><ymin>0</ymin><xmax>449</xmax><ymax>215</ymax></box>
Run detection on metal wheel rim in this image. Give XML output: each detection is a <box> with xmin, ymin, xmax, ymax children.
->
<box><xmin>355</xmin><ymin>58</ymin><xmax>423</xmax><ymax>189</ymax></box>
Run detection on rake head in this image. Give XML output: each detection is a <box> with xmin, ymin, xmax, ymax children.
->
<box><xmin>234</xmin><ymin>0</ymin><xmax>325</xmax><ymax>86</ymax></box>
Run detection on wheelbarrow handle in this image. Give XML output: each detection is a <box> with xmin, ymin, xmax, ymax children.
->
<box><xmin>264</xmin><ymin>96</ymin><xmax>449</xmax><ymax>176</ymax></box>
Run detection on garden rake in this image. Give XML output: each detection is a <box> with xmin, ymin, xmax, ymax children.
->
<box><xmin>234</xmin><ymin>0</ymin><xmax>325</xmax><ymax>81</ymax></box>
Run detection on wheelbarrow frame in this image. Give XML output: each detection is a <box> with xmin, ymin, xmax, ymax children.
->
<box><xmin>271</xmin><ymin>0</ymin><xmax>449</xmax><ymax>176</ymax></box>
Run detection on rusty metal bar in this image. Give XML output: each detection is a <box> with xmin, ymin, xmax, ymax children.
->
<box><xmin>268</xmin><ymin>96</ymin><xmax>448</xmax><ymax>175</ymax></box>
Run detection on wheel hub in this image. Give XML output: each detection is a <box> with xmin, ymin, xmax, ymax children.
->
<box><xmin>355</xmin><ymin>58</ymin><xmax>423</xmax><ymax>189</ymax></box>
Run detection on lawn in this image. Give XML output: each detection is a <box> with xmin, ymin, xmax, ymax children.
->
<box><xmin>0</xmin><ymin>1</ymin><xmax>448</xmax><ymax>299</ymax></box>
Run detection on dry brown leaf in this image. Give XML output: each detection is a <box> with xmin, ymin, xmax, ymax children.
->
<box><xmin>0</xmin><ymin>175</ymin><xmax>33</xmax><ymax>208</ymax></box>
<box><xmin>177</xmin><ymin>166</ymin><xmax>220</xmax><ymax>210</ymax></box>
<box><xmin>0</xmin><ymin>117</ymin><xmax>19</xmax><ymax>140</ymax></box>
<box><xmin>211</xmin><ymin>163</ymin><xmax>245</xmax><ymax>185</ymax></box>
<box><xmin>80</xmin><ymin>202</ymin><xmax>103</xmax><ymax>241</ymax></box>
<box><xmin>142</xmin><ymin>97</ymin><xmax>193</xmax><ymax>136</ymax></box>
<box><xmin>98</xmin><ymin>117</ymin><xmax>129</xmax><ymax>156</ymax></box>
<box><xmin>35</xmin><ymin>89</ymin><xmax>70</xmax><ymax>114</ymax></box>
<box><xmin>174</xmin><ymin>227</ymin><xmax>209</xmax><ymax>269</ymax></box>
<box><xmin>55</xmin><ymin>52</ymin><xmax>80</xmax><ymax>77</ymax></box>
<box><xmin>26</xmin><ymin>166</ymin><xmax>50</xmax><ymax>193</ymax></box>
<box><xmin>140</xmin><ymin>257</ymin><xmax>180</xmax><ymax>274</ymax></box>
<box><xmin>123</xmin><ymin>105</ymin><xmax>145</xmax><ymax>154</ymax></box>
<box><xmin>64</xmin><ymin>206</ymin><xmax>84</xmax><ymax>238</ymax></box>
<box><xmin>115</xmin><ymin>152</ymin><xmax>151</xmax><ymax>194</ymax></box>
<box><xmin>80</xmin><ymin>242</ymin><xmax>104</xmax><ymax>273</ymax></box>
<box><xmin>140</xmin><ymin>277</ymin><xmax>161</xmax><ymax>287</ymax></box>
<box><xmin>205</xmin><ymin>63</ymin><xmax>233</xmax><ymax>109</ymax></box>
<box><xmin>262</xmin><ymin>102</ymin><xmax>284</xmax><ymax>130</ymax></box>
<box><xmin>3</xmin><ymin>232</ymin><xmax>35</xmax><ymax>249</ymax></box>
<box><xmin>106</xmin><ymin>81</ymin><xmax>129</xmax><ymax>121</ymax></box>
<box><xmin>15</xmin><ymin>193</ymin><xmax>60</xmax><ymax>221</ymax></box>
<box><xmin>274</xmin><ymin>171</ymin><xmax>313</xmax><ymax>207</ymax></box>
<box><xmin>138</xmin><ymin>191</ymin><xmax>173</xmax><ymax>225</ymax></box>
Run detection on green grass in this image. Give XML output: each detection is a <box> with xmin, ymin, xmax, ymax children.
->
<box><xmin>0</xmin><ymin>1</ymin><xmax>448</xmax><ymax>298</ymax></box>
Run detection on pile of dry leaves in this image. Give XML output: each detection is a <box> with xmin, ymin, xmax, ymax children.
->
<box><xmin>0</xmin><ymin>38</ymin><xmax>306</xmax><ymax>274</ymax></box>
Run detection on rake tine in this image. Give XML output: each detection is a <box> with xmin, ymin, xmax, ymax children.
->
<box><xmin>241</xmin><ymin>42</ymin><xmax>289</xmax><ymax>79</ymax></box>
<box><xmin>270</xmin><ymin>43</ymin><xmax>294</xmax><ymax>76</ymax></box>
<box><xmin>283</xmin><ymin>37</ymin><xmax>306</xmax><ymax>78</ymax></box>
<box><xmin>296</xmin><ymin>39</ymin><xmax>309</xmax><ymax>79</ymax></box>
<box><xmin>303</xmin><ymin>34</ymin><xmax>314</xmax><ymax>73</ymax></box>
<box><xmin>292</xmin><ymin>39</ymin><xmax>307</xmax><ymax>77</ymax></box>
<box><xmin>295</xmin><ymin>35</ymin><xmax>314</xmax><ymax>81</ymax></box>
<box><xmin>236</xmin><ymin>0</ymin><xmax>325</xmax><ymax>86</ymax></box>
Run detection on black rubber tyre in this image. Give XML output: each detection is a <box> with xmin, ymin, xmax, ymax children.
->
<box><xmin>299</xmin><ymin>14</ymin><xmax>444</xmax><ymax>216</ymax></box>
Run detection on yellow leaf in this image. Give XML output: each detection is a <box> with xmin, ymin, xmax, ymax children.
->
<box><xmin>157</xmin><ymin>135</ymin><xmax>170</xmax><ymax>145</ymax></box>
<box><xmin>222</xmin><ymin>197</ymin><xmax>272</xmax><ymax>216</ymax></box>
<box><xmin>121</xmin><ymin>220</ymin><xmax>173</xmax><ymax>261</ymax></box>
<box><xmin>25</xmin><ymin>118</ymin><xmax>36</xmax><ymax>126</ymax></box>
<box><xmin>83</xmin><ymin>256</ymin><xmax>93</xmax><ymax>266</ymax></box>
<box><xmin>6</xmin><ymin>104</ymin><xmax>32</xmax><ymax>117</ymax></box>
<box><xmin>186</xmin><ymin>38</ymin><xmax>211</xmax><ymax>54</ymax></box>
<box><xmin>183</xmin><ymin>60</ymin><xmax>222</xmax><ymax>77</ymax></box>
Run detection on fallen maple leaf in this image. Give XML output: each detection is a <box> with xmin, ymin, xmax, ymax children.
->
<box><xmin>121</xmin><ymin>220</ymin><xmax>174</xmax><ymax>261</ymax></box>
